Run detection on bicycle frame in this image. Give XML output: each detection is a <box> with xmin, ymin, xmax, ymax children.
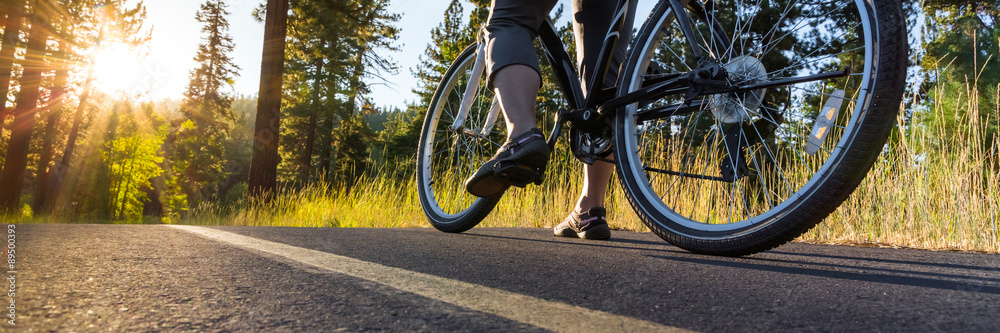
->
<box><xmin>453</xmin><ymin>0</ymin><xmax>850</xmax><ymax>154</ymax></box>
<box><xmin>450</xmin><ymin>0</ymin><xmax>637</xmax><ymax>150</ymax></box>
<box><xmin>540</xmin><ymin>0</ymin><xmax>637</xmax><ymax>146</ymax></box>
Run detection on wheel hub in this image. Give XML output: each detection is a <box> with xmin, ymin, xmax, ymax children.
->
<box><xmin>710</xmin><ymin>56</ymin><xmax>768</xmax><ymax>123</ymax></box>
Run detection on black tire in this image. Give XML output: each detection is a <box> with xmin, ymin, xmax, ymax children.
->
<box><xmin>614</xmin><ymin>0</ymin><xmax>907</xmax><ymax>256</ymax></box>
<box><xmin>417</xmin><ymin>44</ymin><xmax>505</xmax><ymax>233</ymax></box>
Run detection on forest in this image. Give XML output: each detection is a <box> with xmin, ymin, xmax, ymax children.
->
<box><xmin>0</xmin><ymin>0</ymin><xmax>997</xmax><ymax>251</ymax></box>
<box><xmin>0</xmin><ymin>0</ymin><xmax>419</xmax><ymax>220</ymax></box>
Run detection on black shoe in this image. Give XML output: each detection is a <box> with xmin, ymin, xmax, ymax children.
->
<box><xmin>465</xmin><ymin>128</ymin><xmax>551</xmax><ymax>197</ymax></box>
<box><xmin>554</xmin><ymin>207</ymin><xmax>611</xmax><ymax>240</ymax></box>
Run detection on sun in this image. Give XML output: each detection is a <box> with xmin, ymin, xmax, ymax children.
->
<box><xmin>92</xmin><ymin>42</ymin><xmax>146</xmax><ymax>94</ymax></box>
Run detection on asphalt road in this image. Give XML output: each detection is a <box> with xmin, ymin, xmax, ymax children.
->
<box><xmin>8</xmin><ymin>224</ymin><xmax>1000</xmax><ymax>332</ymax></box>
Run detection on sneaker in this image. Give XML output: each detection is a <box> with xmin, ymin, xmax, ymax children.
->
<box><xmin>554</xmin><ymin>207</ymin><xmax>611</xmax><ymax>240</ymax></box>
<box><xmin>465</xmin><ymin>128</ymin><xmax>551</xmax><ymax>197</ymax></box>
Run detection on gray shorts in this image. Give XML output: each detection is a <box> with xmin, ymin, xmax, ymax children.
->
<box><xmin>485</xmin><ymin>0</ymin><xmax>633</xmax><ymax>94</ymax></box>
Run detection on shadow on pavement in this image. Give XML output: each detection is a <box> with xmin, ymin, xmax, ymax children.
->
<box><xmin>461</xmin><ymin>230</ymin><xmax>688</xmax><ymax>253</ymax></box>
<box><xmin>769</xmin><ymin>250</ymin><xmax>1000</xmax><ymax>272</ymax></box>
<box><xmin>650</xmin><ymin>254</ymin><xmax>1000</xmax><ymax>295</ymax></box>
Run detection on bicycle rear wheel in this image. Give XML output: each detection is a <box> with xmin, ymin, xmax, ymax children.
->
<box><xmin>417</xmin><ymin>44</ymin><xmax>506</xmax><ymax>233</ymax></box>
<box><xmin>615</xmin><ymin>0</ymin><xmax>907</xmax><ymax>255</ymax></box>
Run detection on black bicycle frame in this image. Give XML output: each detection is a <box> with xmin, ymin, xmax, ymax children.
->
<box><xmin>534</xmin><ymin>0</ymin><xmax>851</xmax><ymax>147</ymax></box>
<box><xmin>535</xmin><ymin>0</ymin><xmax>637</xmax><ymax>147</ymax></box>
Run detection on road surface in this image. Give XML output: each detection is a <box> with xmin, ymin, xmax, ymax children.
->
<box><xmin>9</xmin><ymin>224</ymin><xmax>1000</xmax><ymax>332</ymax></box>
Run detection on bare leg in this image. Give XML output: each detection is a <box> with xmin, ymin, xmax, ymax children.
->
<box><xmin>575</xmin><ymin>159</ymin><xmax>613</xmax><ymax>213</ymax></box>
<box><xmin>555</xmin><ymin>156</ymin><xmax>614</xmax><ymax>240</ymax></box>
<box><xmin>492</xmin><ymin>64</ymin><xmax>540</xmax><ymax>140</ymax></box>
<box><xmin>466</xmin><ymin>1</ymin><xmax>556</xmax><ymax>198</ymax></box>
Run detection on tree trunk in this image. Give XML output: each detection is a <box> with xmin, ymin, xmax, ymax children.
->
<box><xmin>333</xmin><ymin>54</ymin><xmax>366</xmax><ymax>186</ymax></box>
<box><xmin>248</xmin><ymin>0</ymin><xmax>289</xmax><ymax>200</ymax></box>
<box><xmin>297</xmin><ymin>58</ymin><xmax>323</xmax><ymax>185</ymax></box>
<box><xmin>299</xmin><ymin>113</ymin><xmax>318</xmax><ymax>185</ymax></box>
<box><xmin>45</xmin><ymin>15</ymin><xmax>107</xmax><ymax>213</ymax></box>
<box><xmin>0</xmin><ymin>7</ymin><xmax>49</xmax><ymax>213</ymax></box>
<box><xmin>46</xmin><ymin>68</ymin><xmax>94</xmax><ymax>212</ymax></box>
<box><xmin>317</xmin><ymin>114</ymin><xmax>333</xmax><ymax>180</ymax></box>
<box><xmin>33</xmin><ymin>38</ymin><xmax>69</xmax><ymax>213</ymax></box>
<box><xmin>0</xmin><ymin>0</ymin><xmax>26</xmax><ymax>133</ymax></box>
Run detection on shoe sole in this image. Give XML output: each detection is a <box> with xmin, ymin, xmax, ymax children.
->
<box><xmin>553</xmin><ymin>225</ymin><xmax>611</xmax><ymax>240</ymax></box>
<box><xmin>466</xmin><ymin>146</ymin><xmax>549</xmax><ymax>198</ymax></box>
<box><xmin>581</xmin><ymin>228</ymin><xmax>611</xmax><ymax>240</ymax></box>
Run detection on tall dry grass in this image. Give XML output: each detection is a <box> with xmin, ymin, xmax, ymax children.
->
<box><xmin>186</xmin><ymin>146</ymin><xmax>645</xmax><ymax>231</ymax></box>
<box><xmin>802</xmin><ymin>80</ymin><xmax>1000</xmax><ymax>252</ymax></box>
<box><xmin>186</xmin><ymin>79</ymin><xmax>999</xmax><ymax>254</ymax></box>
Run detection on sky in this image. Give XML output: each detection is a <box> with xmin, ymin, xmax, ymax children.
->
<box><xmin>129</xmin><ymin>0</ymin><xmax>650</xmax><ymax>109</ymax></box>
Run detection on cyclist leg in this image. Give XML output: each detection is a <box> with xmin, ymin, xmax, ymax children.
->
<box><xmin>485</xmin><ymin>0</ymin><xmax>559</xmax><ymax>139</ymax></box>
<box><xmin>556</xmin><ymin>0</ymin><xmax>635</xmax><ymax>239</ymax></box>
<box><xmin>465</xmin><ymin>0</ymin><xmax>558</xmax><ymax>198</ymax></box>
<box><xmin>573</xmin><ymin>0</ymin><xmax>632</xmax><ymax>213</ymax></box>
<box><xmin>572</xmin><ymin>0</ymin><xmax>633</xmax><ymax>95</ymax></box>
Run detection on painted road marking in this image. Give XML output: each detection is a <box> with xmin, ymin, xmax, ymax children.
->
<box><xmin>168</xmin><ymin>225</ymin><xmax>691</xmax><ymax>333</ymax></box>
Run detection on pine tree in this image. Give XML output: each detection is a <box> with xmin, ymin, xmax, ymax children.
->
<box><xmin>0</xmin><ymin>0</ymin><xmax>26</xmax><ymax>133</ymax></box>
<box><xmin>32</xmin><ymin>35</ymin><xmax>70</xmax><ymax>212</ymax></box>
<box><xmin>921</xmin><ymin>1</ymin><xmax>998</xmax><ymax>85</ymax></box>
<box><xmin>916</xmin><ymin>1</ymin><xmax>999</xmax><ymax>157</ymax></box>
<box><xmin>173</xmin><ymin>0</ymin><xmax>241</xmax><ymax>205</ymax></box>
<box><xmin>0</xmin><ymin>0</ymin><xmax>50</xmax><ymax>214</ymax></box>
<box><xmin>278</xmin><ymin>0</ymin><xmax>349</xmax><ymax>185</ymax></box>
<box><xmin>331</xmin><ymin>0</ymin><xmax>400</xmax><ymax>187</ymax></box>
<box><xmin>269</xmin><ymin>0</ymin><xmax>399</xmax><ymax>187</ymax></box>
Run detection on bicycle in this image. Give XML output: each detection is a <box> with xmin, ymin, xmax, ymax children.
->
<box><xmin>416</xmin><ymin>0</ymin><xmax>907</xmax><ymax>256</ymax></box>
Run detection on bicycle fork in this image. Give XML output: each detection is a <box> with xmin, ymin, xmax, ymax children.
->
<box><xmin>449</xmin><ymin>44</ymin><xmax>503</xmax><ymax>138</ymax></box>
<box><xmin>449</xmin><ymin>43</ymin><xmax>566</xmax><ymax>153</ymax></box>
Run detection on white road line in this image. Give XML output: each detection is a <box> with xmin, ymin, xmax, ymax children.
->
<box><xmin>167</xmin><ymin>225</ymin><xmax>691</xmax><ymax>333</ymax></box>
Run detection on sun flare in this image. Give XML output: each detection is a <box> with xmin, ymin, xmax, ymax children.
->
<box><xmin>92</xmin><ymin>43</ymin><xmax>146</xmax><ymax>94</ymax></box>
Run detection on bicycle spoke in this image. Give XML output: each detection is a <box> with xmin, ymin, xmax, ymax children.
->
<box><xmin>768</xmin><ymin>35</ymin><xmax>863</xmax><ymax>78</ymax></box>
<box><xmin>756</xmin><ymin>0</ymin><xmax>802</xmax><ymax>56</ymax></box>
<box><xmin>786</xmin><ymin>85</ymin><xmax>859</xmax><ymax>104</ymax></box>
<box><xmin>761</xmin><ymin>2</ymin><xmax>854</xmax><ymax>57</ymax></box>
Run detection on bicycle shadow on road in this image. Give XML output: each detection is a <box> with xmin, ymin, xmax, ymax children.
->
<box><xmin>462</xmin><ymin>229</ymin><xmax>688</xmax><ymax>253</ymax></box>
<box><xmin>649</xmin><ymin>253</ymin><xmax>1000</xmax><ymax>295</ymax></box>
<box><xmin>768</xmin><ymin>250</ymin><xmax>999</xmax><ymax>272</ymax></box>
<box><xmin>462</xmin><ymin>229</ymin><xmax>1000</xmax><ymax>295</ymax></box>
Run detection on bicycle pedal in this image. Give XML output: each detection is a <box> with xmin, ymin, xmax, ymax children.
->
<box><xmin>494</xmin><ymin>162</ymin><xmax>541</xmax><ymax>188</ymax></box>
<box><xmin>533</xmin><ymin>166</ymin><xmax>547</xmax><ymax>185</ymax></box>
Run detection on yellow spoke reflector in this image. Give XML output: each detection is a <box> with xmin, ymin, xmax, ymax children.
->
<box><xmin>807</xmin><ymin>89</ymin><xmax>845</xmax><ymax>155</ymax></box>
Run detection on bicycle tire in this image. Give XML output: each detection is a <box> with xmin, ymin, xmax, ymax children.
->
<box><xmin>417</xmin><ymin>44</ymin><xmax>504</xmax><ymax>233</ymax></box>
<box><xmin>614</xmin><ymin>0</ymin><xmax>907</xmax><ymax>256</ymax></box>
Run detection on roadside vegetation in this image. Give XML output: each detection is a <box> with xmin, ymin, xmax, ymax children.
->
<box><xmin>1</xmin><ymin>1</ymin><xmax>997</xmax><ymax>252</ymax></box>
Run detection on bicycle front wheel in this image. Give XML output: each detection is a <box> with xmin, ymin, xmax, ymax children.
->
<box><xmin>615</xmin><ymin>0</ymin><xmax>907</xmax><ymax>255</ymax></box>
<box><xmin>417</xmin><ymin>44</ymin><xmax>506</xmax><ymax>233</ymax></box>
